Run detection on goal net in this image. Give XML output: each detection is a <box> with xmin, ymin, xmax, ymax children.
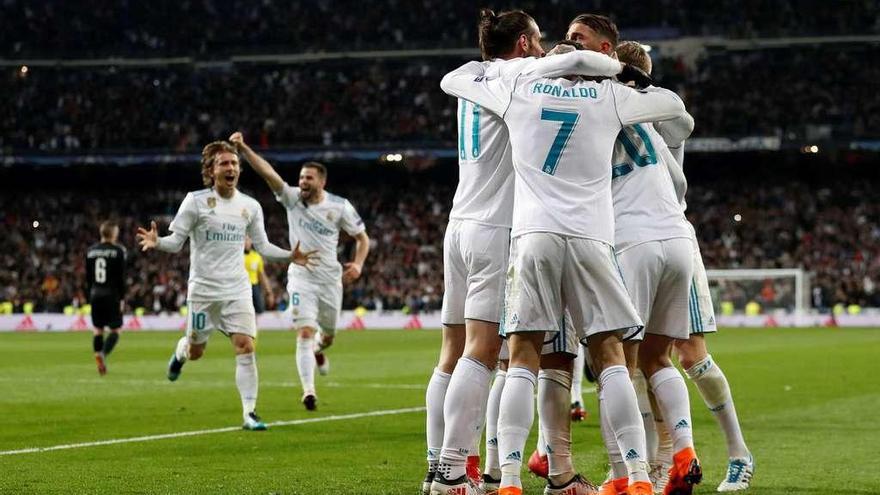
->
<box><xmin>705</xmin><ymin>268</ymin><xmax>810</xmax><ymax>316</ymax></box>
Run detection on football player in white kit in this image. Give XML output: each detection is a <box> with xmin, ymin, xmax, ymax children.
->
<box><xmin>136</xmin><ymin>140</ymin><xmax>315</xmax><ymax>430</ymax></box>
<box><xmin>427</xmin><ymin>10</ymin><xmax>628</xmax><ymax>495</ymax></box>
<box><xmin>229</xmin><ymin>132</ymin><xmax>370</xmax><ymax>412</ymax></box>
<box><xmin>608</xmin><ymin>41</ymin><xmax>703</xmax><ymax>495</ymax></box>
<box><xmin>650</xmin><ymin>63</ymin><xmax>755</xmax><ymax>493</ymax></box>
<box><xmin>441</xmin><ymin>28</ymin><xmax>693</xmax><ymax>495</ymax></box>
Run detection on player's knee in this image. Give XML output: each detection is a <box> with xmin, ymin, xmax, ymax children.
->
<box><xmin>297</xmin><ymin>326</ymin><xmax>315</xmax><ymax>339</ymax></box>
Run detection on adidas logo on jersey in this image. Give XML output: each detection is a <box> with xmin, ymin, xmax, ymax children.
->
<box><xmin>674</xmin><ymin>419</ymin><xmax>690</xmax><ymax>430</ymax></box>
<box><xmin>505</xmin><ymin>451</ymin><xmax>522</xmax><ymax>462</ymax></box>
<box><xmin>625</xmin><ymin>449</ymin><xmax>640</xmax><ymax>461</ymax></box>
<box><xmin>487</xmin><ymin>437</ymin><xmax>497</xmax><ymax>447</ymax></box>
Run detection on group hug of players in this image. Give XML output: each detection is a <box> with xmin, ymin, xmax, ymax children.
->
<box><xmin>88</xmin><ymin>133</ymin><xmax>369</xmax><ymax>430</ymax></box>
<box><xmin>422</xmin><ymin>10</ymin><xmax>754</xmax><ymax>495</ymax></box>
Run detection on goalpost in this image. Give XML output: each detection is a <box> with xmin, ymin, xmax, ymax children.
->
<box><xmin>705</xmin><ymin>268</ymin><xmax>810</xmax><ymax>316</ymax></box>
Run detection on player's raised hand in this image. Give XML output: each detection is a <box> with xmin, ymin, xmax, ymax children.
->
<box><xmin>342</xmin><ymin>262</ymin><xmax>362</xmax><ymax>284</ymax></box>
<box><xmin>291</xmin><ymin>241</ymin><xmax>319</xmax><ymax>270</ymax></box>
<box><xmin>136</xmin><ymin>221</ymin><xmax>159</xmax><ymax>251</ymax></box>
<box><xmin>229</xmin><ymin>131</ymin><xmax>245</xmax><ymax>148</ymax></box>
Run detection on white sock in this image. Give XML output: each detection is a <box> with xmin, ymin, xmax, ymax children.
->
<box><xmin>296</xmin><ymin>336</ymin><xmax>316</xmax><ymax>395</ymax></box>
<box><xmin>485</xmin><ymin>369</ymin><xmax>506</xmax><ymax>479</ymax></box>
<box><xmin>600</xmin><ymin>397</ymin><xmax>628</xmax><ymax>479</ymax></box>
<box><xmin>571</xmin><ymin>347</ymin><xmax>584</xmax><ymax>405</ymax></box>
<box><xmin>235</xmin><ymin>352</ymin><xmax>258</xmax><ymax>418</ymax></box>
<box><xmin>650</xmin><ymin>366</ymin><xmax>694</xmax><ymax>453</ymax></box>
<box><xmin>498</xmin><ymin>367</ymin><xmax>537</xmax><ymax>489</ymax></box>
<box><xmin>315</xmin><ymin>331</ymin><xmax>331</xmax><ymax>352</ymax></box>
<box><xmin>426</xmin><ymin>368</ymin><xmax>452</xmax><ymax>472</ymax></box>
<box><xmin>536</xmin><ymin>422</ymin><xmax>546</xmax><ymax>456</ymax></box>
<box><xmin>538</xmin><ymin>369</ymin><xmax>575</xmax><ymax>486</ymax></box>
<box><xmin>599</xmin><ymin>365</ymin><xmax>649</xmax><ymax>484</ymax></box>
<box><xmin>438</xmin><ymin>358</ymin><xmax>492</xmax><ymax>480</ymax></box>
<box><xmin>632</xmin><ymin>369</ymin><xmax>658</xmax><ymax>462</ymax></box>
<box><xmin>685</xmin><ymin>355</ymin><xmax>750</xmax><ymax>458</ymax></box>
<box><xmin>174</xmin><ymin>336</ymin><xmax>189</xmax><ymax>362</ymax></box>
<box><xmin>654</xmin><ymin>411</ymin><xmax>674</xmax><ymax>465</ymax></box>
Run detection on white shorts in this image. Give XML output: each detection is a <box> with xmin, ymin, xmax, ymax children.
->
<box><xmin>441</xmin><ymin>220</ymin><xmax>511</xmax><ymax>325</ymax></box>
<box><xmin>186</xmin><ymin>299</ymin><xmax>256</xmax><ymax>345</ymax></box>
<box><xmin>498</xmin><ymin>315</ymin><xmax>580</xmax><ymax>360</ymax></box>
<box><xmin>690</xmin><ymin>242</ymin><xmax>718</xmax><ymax>334</ymax></box>
<box><xmin>502</xmin><ymin>233</ymin><xmax>642</xmax><ymax>344</ymax></box>
<box><xmin>617</xmin><ymin>238</ymin><xmax>694</xmax><ymax>340</ymax></box>
<box><xmin>287</xmin><ymin>277</ymin><xmax>343</xmax><ymax>337</ymax></box>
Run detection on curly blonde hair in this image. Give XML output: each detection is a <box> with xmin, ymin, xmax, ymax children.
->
<box><xmin>200</xmin><ymin>141</ymin><xmax>238</xmax><ymax>187</ymax></box>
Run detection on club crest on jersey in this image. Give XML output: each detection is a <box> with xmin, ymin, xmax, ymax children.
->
<box><xmin>207</xmin><ymin>197</ymin><xmax>217</xmax><ymax>208</ymax></box>
<box><xmin>241</xmin><ymin>208</ymin><xmax>250</xmax><ymax>221</ymax></box>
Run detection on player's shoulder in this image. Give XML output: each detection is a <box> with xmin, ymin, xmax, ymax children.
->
<box><xmin>324</xmin><ymin>190</ymin><xmax>349</xmax><ymax>206</ymax></box>
<box><xmin>190</xmin><ymin>188</ymin><xmax>213</xmax><ymax>198</ymax></box>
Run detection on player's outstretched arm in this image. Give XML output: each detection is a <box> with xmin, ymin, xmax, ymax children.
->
<box><xmin>522</xmin><ymin>48</ymin><xmax>622</xmax><ymax>79</ymax></box>
<box><xmin>343</xmin><ymin>231</ymin><xmax>370</xmax><ymax>284</ymax></box>
<box><xmin>247</xmin><ymin>206</ymin><xmax>319</xmax><ymax>268</ymax></box>
<box><xmin>136</xmin><ymin>221</ymin><xmax>187</xmax><ymax>253</ymax></box>
<box><xmin>614</xmin><ymin>84</ymin><xmax>695</xmax><ymax>132</ymax></box>
<box><xmin>229</xmin><ymin>132</ymin><xmax>285</xmax><ymax>194</ymax></box>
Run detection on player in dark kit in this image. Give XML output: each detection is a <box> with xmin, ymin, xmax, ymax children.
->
<box><xmin>85</xmin><ymin>221</ymin><xmax>127</xmax><ymax>375</ymax></box>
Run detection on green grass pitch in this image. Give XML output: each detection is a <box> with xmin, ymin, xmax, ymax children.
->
<box><xmin>1</xmin><ymin>327</ymin><xmax>878</xmax><ymax>494</ymax></box>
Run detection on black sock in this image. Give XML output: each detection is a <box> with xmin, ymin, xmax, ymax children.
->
<box><xmin>93</xmin><ymin>334</ymin><xmax>104</xmax><ymax>353</ymax></box>
<box><xmin>103</xmin><ymin>332</ymin><xmax>120</xmax><ymax>356</ymax></box>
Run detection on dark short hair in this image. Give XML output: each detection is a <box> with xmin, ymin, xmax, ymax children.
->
<box><xmin>478</xmin><ymin>8</ymin><xmax>537</xmax><ymax>60</ymax></box>
<box><xmin>302</xmin><ymin>161</ymin><xmax>327</xmax><ymax>179</ymax></box>
<box><xmin>569</xmin><ymin>13</ymin><xmax>619</xmax><ymax>48</ymax></box>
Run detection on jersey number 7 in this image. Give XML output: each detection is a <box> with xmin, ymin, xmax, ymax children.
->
<box><xmin>540</xmin><ymin>108</ymin><xmax>579</xmax><ymax>176</ymax></box>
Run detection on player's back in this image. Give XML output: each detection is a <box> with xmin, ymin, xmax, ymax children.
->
<box><xmin>449</xmin><ymin>59</ymin><xmax>514</xmax><ymax>228</ymax></box>
<box><xmin>86</xmin><ymin>242</ymin><xmax>126</xmax><ymax>298</ymax></box>
<box><xmin>611</xmin><ymin>123</ymin><xmax>692</xmax><ymax>251</ymax></box>
<box><xmin>504</xmin><ymin>76</ymin><xmax>627</xmax><ymax>243</ymax></box>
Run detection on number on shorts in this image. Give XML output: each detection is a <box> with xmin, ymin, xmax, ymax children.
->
<box><xmin>291</xmin><ymin>292</ymin><xmax>300</xmax><ymax>306</ymax></box>
<box><xmin>540</xmin><ymin>108</ymin><xmax>579</xmax><ymax>175</ymax></box>
<box><xmin>612</xmin><ymin>124</ymin><xmax>658</xmax><ymax>178</ymax></box>
<box><xmin>95</xmin><ymin>258</ymin><xmax>107</xmax><ymax>283</ymax></box>
<box><xmin>192</xmin><ymin>312</ymin><xmax>206</xmax><ymax>331</ymax></box>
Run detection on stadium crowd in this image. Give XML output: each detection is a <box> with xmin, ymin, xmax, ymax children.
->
<box><xmin>4</xmin><ymin>44</ymin><xmax>878</xmax><ymax>154</ymax></box>
<box><xmin>1</xmin><ymin>177</ymin><xmax>877</xmax><ymax>315</ymax></box>
<box><xmin>4</xmin><ymin>0</ymin><xmax>878</xmax><ymax>57</ymax></box>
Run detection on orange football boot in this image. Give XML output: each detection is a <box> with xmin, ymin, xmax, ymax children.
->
<box><xmin>663</xmin><ymin>447</ymin><xmax>702</xmax><ymax>495</ymax></box>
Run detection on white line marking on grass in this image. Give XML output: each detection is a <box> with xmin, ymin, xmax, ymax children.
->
<box><xmin>0</xmin><ymin>406</ymin><xmax>425</xmax><ymax>457</ymax></box>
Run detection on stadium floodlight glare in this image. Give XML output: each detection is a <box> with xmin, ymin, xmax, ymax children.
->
<box><xmin>20</xmin><ymin>65</ymin><xmax>28</xmax><ymax>74</ymax></box>
<box><xmin>384</xmin><ymin>153</ymin><xmax>403</xmax><ymax>162</ymax></box>
<box><xmin>32</xmin><ymin>220</ymin><xmax>39</xmax><ymax>228</ymax></box>
<box><xmin>734</xmin><ymin>213</ymin><xmax>742</xmax><ymax>222</ymax></box>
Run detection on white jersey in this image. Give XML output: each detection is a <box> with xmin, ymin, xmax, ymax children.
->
<box><xmin>611</xmin><ymin>123</ymin><xmax>693</xmax><ymax>251</ymax></box>
<box><xmin>169</xmin><ymin>188</ymin><xmax>274</xmax><ymax>302</ymax></box>
<box><xmin>441</xmin><ymin>63</ymin><xmax>689</xmax><ymax>244</ymax></box>
<box><xmin>275</xmin><ymin>183</ymin><xmax>365</xmax><ymax>285</ymax></box>
<box><xmin>447</xmin><ymin>51</ymin><xmax>623</xmax><ymax>228</ymax></box>
<box><xmin>449</xmin><ymin>59</ymin><xmax>514</xmax><ymax>227</ymax></box>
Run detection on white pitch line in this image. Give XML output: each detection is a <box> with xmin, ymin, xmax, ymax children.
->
<box><xmin>0</xmin><ymin>406</ymin><xmax>425</xmax><ymax>457</ymax></box>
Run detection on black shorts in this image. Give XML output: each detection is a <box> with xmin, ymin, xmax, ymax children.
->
<box><xmin>252</xmin><ymin>284</ymin><xmax>265</xmax><ymax>314</ymax></box>
<box><xmin>91</xmin><ymin>295</ymin><xmax>122</xmax><ymax>329</ymax></box>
